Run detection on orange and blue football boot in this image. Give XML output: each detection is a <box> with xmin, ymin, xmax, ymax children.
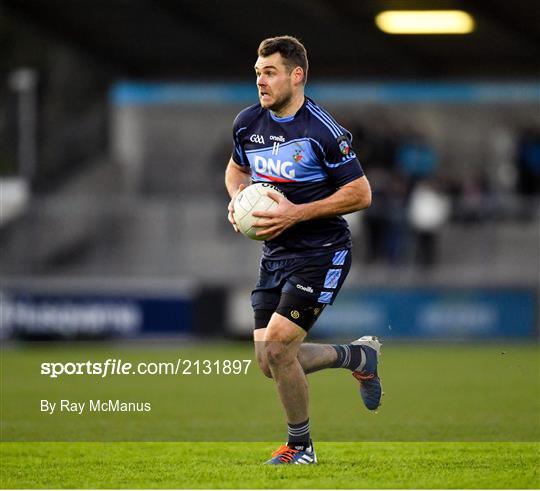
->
<box><xmin>265</xmin><ymin>443</ymin><xmax>317</xmax><ymax>465</ymax></box>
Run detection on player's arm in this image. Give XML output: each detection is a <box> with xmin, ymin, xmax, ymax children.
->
<box><xmin>225</xmin><ymin>158</ymin><xmax>252</xmax><ymax>232</ymax></box>
<box><xmin>252</xmin><ymin>175</ymin><xmax>371</xmax><ymax>240</ymax></box>
<box><xmin>298</xmin><ymin>175</ymin><xmax>371</xmax><ymax>220</ymax></box>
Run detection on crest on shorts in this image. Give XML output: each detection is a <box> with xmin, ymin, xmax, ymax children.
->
<box><xmin>290</xmin><ymin>310</ymin><xmax>300</xmax><ymax>320</ymax></box>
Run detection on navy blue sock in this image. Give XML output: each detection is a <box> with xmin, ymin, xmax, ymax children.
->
<box><xmin>331</xmin><ymin>344</ymin><xmax>365</xmax><ymax>371</ymax></box>
<box><xmin>287</xmin><ymin>419</ymin><xmax>310</xmax><ymax>450</ymax></box>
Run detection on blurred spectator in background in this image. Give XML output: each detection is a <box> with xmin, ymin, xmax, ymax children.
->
<box><xmin>408</xmin><ymin>179</ymin><xmax>451</xmax><ymax>268</ymax></box>
<box><xmin>456</xmin><ymin>172</ymin><xmax>495</xmax><ymax>223</ymax></box>
<box><xmin>395</xmin><ymin>129</ymin><xmax>438</xmax><ymax>197</ymax></box>
<box><xmin>385</xmin><ymin>173</ymin><xmax>409</xmax><ymax>265</ymax></box>
<box><xmin>361</xmin><ymin>167</ymin><xmax>390</xmax><ymax>263</ymax></box>
<box><xmin>516</xmin><ymin>126</ymin><xmax>540</xmax><ymax>196</ymax></box>
<box><xmin>349</xmin><ymin>118</ymin><xmax>410</xmax><ymax>265</ymax></box>
<box><xmin>393</xmin><ymin>129</ymin><xmax>440</xmax><ymax>267</ymax></box>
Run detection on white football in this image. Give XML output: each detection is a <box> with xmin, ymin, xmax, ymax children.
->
<box><xmin>233</xmin><ymin>183</ymin><xmax>284</xmax><ymax>240</ymax></box>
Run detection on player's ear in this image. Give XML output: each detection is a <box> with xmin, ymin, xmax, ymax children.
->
<box><xmin>292</xmin><ymin>66</ymin><xmax>304</xmax><ymax>85</ymax></box>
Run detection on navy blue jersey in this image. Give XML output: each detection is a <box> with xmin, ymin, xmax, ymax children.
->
<box><xmin>231</xmin><ymin>96</ymin><xmax>364</xmax><ymax>259</ymax></box>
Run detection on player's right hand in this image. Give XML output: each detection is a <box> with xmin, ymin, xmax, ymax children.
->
<box><xmin>228</xmin><ymin>183</ymin><xmax>246</xmax><ymax>233</ymax></box>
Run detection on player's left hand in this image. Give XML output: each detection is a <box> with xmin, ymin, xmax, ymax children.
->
<box><xmin>252</xmin><ymin>192</ymin><xmax>305</xmax><ymax>240</ymax></box>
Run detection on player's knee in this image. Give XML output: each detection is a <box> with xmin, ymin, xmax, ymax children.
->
<box><xmin>264</xmin><ymin>342</ymin><xmax>294</xmax><ymax>367</ymax></box>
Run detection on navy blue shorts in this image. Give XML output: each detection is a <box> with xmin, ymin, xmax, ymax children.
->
<box><xmin>251</xmin><ymin>249</ymin><xmax>352</xmax><ymax>313</ymax></box>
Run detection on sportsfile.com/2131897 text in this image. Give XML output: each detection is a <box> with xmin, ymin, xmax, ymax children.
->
<box><xmin>40</xmin><ymin>358</ymin><xmax>253</xmax><ymax>378</ymax></box>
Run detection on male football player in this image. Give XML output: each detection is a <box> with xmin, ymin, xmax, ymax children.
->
<box><xmin>225</xmin><ymin>35</ymin><xmax>382</xmax><ymax>465</ymax></box>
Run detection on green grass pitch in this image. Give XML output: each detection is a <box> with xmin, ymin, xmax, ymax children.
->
<box><xmin>2</xmin><ymin>442</ymin><xmax>538</xmax><ymax>488</ymax></box>
<box><xmin>1</xmin><ymin>341</ymin><xmax>539</xmax><ymax>488</ymax></box>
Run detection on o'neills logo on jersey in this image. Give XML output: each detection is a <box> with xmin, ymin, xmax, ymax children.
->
<box><xmin>254</xmin><ymin>155</ymin><xmax>296</xmax><ymax>181</ymax></box>
<box><xmin>269</xmin><ymin>135</ymin><xmax>285</xmax><ymax>143</ymax></box>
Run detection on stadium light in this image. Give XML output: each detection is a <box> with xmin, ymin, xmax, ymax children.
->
<box><xmin>375</xmin><ymin>10</ymin><xmax>475</xmax><ymax>34</ymax></box>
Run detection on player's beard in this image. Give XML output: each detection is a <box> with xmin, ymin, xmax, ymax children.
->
<box><xmin>267</xmin><ymin>86</ymin><xmax>293</xmax><ymax>114</ymax></box>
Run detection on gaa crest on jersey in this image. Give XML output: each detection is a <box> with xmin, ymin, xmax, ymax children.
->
<box><xmin>250</xmin><ymin>134</ymin><xmax>265</xmax><ymax>144</ymax></box>
<box><xmin>293</xmin><ymin>149</ymin><xmax>303</xmax><ymax>163</ymax></box>
<box><xmin>337</xmin><ymin>135</ymin><xmax>350</xmax><ymax>156</ymax></box>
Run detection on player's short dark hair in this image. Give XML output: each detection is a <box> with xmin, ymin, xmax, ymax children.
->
<box><xmin>258</xmin><ymin>35</ymin><xmax>309</xmax><ymax>84</ymax></box>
